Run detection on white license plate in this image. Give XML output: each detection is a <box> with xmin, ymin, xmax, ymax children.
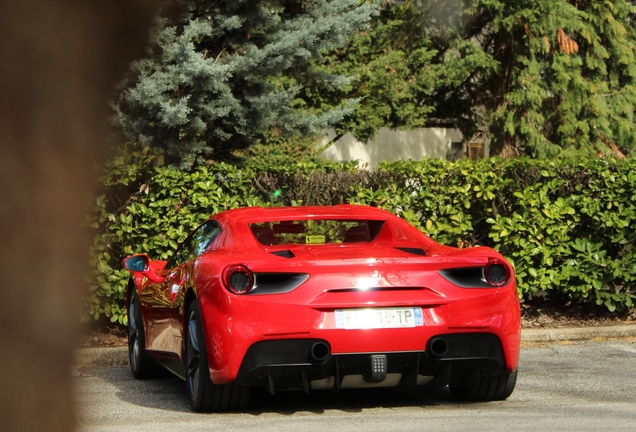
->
<box><xmin>335</xmin><ymin>307</ymin><xmax>423</xmax><ymax>329</ymax></box>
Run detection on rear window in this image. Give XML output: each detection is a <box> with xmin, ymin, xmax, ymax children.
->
<box><xmin>249</xmin><ymin>219</ymin><xmax>386</xmax><ymax>246</ymax></box>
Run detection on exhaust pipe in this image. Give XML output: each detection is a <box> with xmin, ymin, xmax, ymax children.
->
<box><xmin>310</xmin><ymin>342</ymin><xmax>330</xmax><ymax>361</ymax></box>
<box><xmin>429</xmin><ymin>338</ymin><xmax>448</xmax><ymax>357</ymax></box>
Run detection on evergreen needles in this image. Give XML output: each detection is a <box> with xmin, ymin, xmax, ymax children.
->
<box><xmin>113</xmin><ymin>0</ymin><xmax>382</xmax><ymax>168</ymax></box>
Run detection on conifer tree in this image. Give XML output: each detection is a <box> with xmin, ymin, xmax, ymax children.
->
<box><xmin>113</xmin><ymin>0</ymin><xmax>381</xmax><ymax>168</ymax></box>
<box><xmin>474</xmin><ymin>0</ymin><xmax>636</xmax><ymax>157</ymax></box>
<box><xmin>315</xmin><ymin>0</ymin><xmax>636</xmax><ymax>157</ymax></box>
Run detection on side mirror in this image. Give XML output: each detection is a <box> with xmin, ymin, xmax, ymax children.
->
<box><xmin>122</xmin><ymin>254</ymin><xmax>165</xmax><ymax>283</ymax></box>
<box><xmin>123</xmin><ymin>255</ymin><xmax>149</xmax><ymax>272</ymax></box>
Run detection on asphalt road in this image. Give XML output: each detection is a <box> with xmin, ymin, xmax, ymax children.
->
<box><xmin>75</xmin><ymin>340</ymin><xmax>636</xmax><ymax>432</ymax></box>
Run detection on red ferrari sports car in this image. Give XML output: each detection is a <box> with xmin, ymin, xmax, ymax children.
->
<box><xmin>123</xmin><ymin>205</ymin><xmax>520</xmax><ymax>411</ymax></box>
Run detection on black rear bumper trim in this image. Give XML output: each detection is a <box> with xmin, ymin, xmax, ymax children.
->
<box><xmin>234</xmin><ymin>333</ymin><xmax>506</xmax><ymax>392</ymax></box>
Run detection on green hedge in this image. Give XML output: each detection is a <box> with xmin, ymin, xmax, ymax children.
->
<box><xmin>87</xmin><ymin>157</ymin><xmax>636</xmax><ymax>324</ymax></box>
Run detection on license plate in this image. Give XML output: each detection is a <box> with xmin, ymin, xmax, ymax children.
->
<box><xmin>335</xmin><ymin>307</ymin><xmax>423</xmax><ymax>329</ymax></box>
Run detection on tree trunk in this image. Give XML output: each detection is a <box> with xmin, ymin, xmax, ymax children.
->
<box><xmin>487</xmin><ymin>29</ymin><xmax>516</xmax><ymax>157</ymax></box>
<box><xmin>0</xmin><ymin>1</ymin><xmax>156</xmax><ymax>430</ymax></box>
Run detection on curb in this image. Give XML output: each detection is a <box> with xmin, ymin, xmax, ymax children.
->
<box><xmin>75</xmin><ymin>346</ymin><xmax>128</xmax><ymax>369</ymax></box>
<box><xmin>74</xmin><ymin>325</ymin><xmax>636</xmax><ymax>369</ymax></box>
<box><xmin>521</xmin><ymin>324</ymin><xmax>636</xmax><ymax>343</ymax></box>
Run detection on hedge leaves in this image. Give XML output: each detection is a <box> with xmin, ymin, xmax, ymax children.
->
<box><xmin>88</xmin><ymin>157</ymin><xmax>636</xmax><ymax>324</ymax></box>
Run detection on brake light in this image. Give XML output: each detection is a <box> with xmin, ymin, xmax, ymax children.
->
<box><xmin>484</xmin><ymin>259</ymin><xmax>510</xmax><ymax>287</ymax></box>
<box><xmin>222</xmin><ymin>264</ymin><xmax>254</xmax><ymax>294</ymax></box>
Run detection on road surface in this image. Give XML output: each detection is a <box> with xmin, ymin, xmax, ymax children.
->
<box><xmin>75</xmin><ymin>339</ymin><xmax>636</xmax><ymax>431</ymax></box>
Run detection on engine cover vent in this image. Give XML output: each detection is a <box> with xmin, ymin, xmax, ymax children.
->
<box><xmin>270</xmin><ymin>250</ymin><xmax>295</xmax><ymax>259</ymax></box>
<box><xmin>395</xmin><ymin>247</ymin><xmax>426</xmax><ymax>256</ymax></box>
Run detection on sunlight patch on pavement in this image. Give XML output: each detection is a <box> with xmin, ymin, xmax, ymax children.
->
<box><xmin>609</xmin><ymin>344</ymin><xmax>636</xmax><ymax>355</ymax></box>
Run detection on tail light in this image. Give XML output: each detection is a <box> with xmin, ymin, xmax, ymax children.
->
<box><xmin>484</xmin><ymin>259</ymin><xmax>510</xmax><ymax>287</ymax></box>
<box><xmin>222</xmin><ymin>264</ymin><xmax>254</xmax><ymax>294</ymax></box>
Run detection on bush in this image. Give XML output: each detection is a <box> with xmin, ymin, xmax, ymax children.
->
<box><xmin>379</xmin><ymin>158</ymin><xmax>636</xmax><ymax>312</ymax></box>
<box><xmin>87</xmin><ymin>156</ymin><xmax>636</xmax><ymax>324</ymax></box>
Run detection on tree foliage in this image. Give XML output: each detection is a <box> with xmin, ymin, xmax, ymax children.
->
<box><xmin>477</xmin><ymin>0</ymin><xmax>636</xmax><ymax>157</ymax></box>
<box><xmin>302</xmin><ymin>0</ymin><xmax>496</xmax><ymax>142</ymax></box>
<box><xmin>311</xmin><ymin>0</ymin><xmax>636</xmax><ymax>157</ymax></box>
<box><xmin>113</xmin><ymin>0</ymin><xmax>381</xmax><ymax>168</ymax></box>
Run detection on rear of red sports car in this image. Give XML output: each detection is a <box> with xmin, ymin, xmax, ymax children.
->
<box><xmin>191</xmin><ymin>206</ymin><xmax>520</xmax><ymax>403</ymax></box>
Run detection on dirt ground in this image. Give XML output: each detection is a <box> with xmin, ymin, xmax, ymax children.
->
<box><xmin>81</xmin><ymin>298</ymin><xmax>636</xmax><ymax>348</ymax></box>
<box><xmin>520</xmin><ymin>298</ymin><xmax>636</xmax><ymax>328</ymax></box>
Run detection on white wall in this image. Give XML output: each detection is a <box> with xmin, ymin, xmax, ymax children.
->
<box><xmin>320</xmin><ymin>127</ymin><xmax>464</xmax><ymax>169</ymax></box>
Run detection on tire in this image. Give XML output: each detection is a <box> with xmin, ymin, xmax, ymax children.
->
<box><xmin>184</xmin><ymin>300</ymin><xmax>250</xmax><ymax>412</ymax></box>
<box><xmin>449</xmin><ymin>369</ymin><xmax>517</xmax><ymax>402</ymax></box>
<box><xmin>128</xmin><ymin>288</ymin><xmax>158</xmax><ymax>379</ymax></box>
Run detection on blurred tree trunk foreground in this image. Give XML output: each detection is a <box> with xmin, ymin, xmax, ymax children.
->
<box><xmin>0</xmin><ymin>1</ymin><xmax>156</xmax><ymax>430</ymax></box>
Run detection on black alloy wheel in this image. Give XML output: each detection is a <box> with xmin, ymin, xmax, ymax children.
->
<box><xmin>128</xmin><ymin>288</ymin><xmax>157</xmax><ymax>379</ymax></box>
<box><xmin>185</xmin><ymin>300</ymin><xmax>250</xmax><ymax>412</ymax></box>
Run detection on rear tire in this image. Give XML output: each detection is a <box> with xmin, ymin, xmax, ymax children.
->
<box><xmin>128</xmin><ymin>288</ymin><xmax>158</xmax><ymax>379</ymax></box>
<box><xmin>185</xmin><ymin>300</ymin><xmax>250</xmax><ymax>412</ymax></box>
<box><xmin>450</xmin><ymin>369</ymin><xmax>517</xmax><ymax>402</ymax></box>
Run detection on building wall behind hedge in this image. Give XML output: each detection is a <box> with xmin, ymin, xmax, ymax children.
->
<box><xmin>88</xmin><ymin>157</ymin><xmax>636</xmax><ymax>324</ymax></box>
